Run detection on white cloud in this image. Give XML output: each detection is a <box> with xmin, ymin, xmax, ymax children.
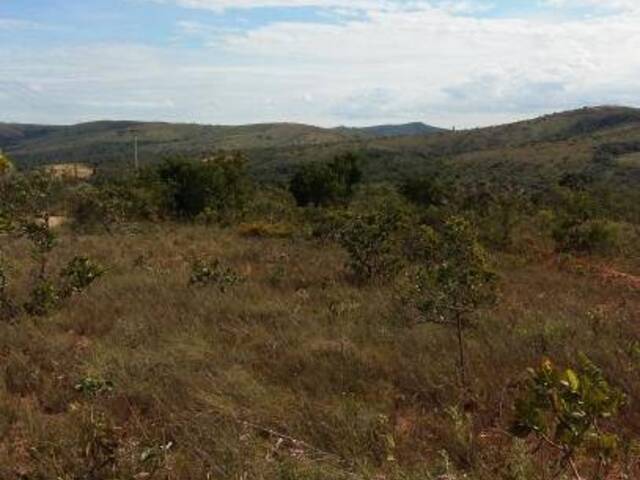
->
<box><xmin>151</xmin><ymin>0</ymin><xmax>492</xmax><ymax>14</ymax></box>
<box><xmin>2</xmin><ymin>2</ymin><xmax>640</xmax><ymax>126</ymax></box>
<box><xmin>0</xmin><ymin>18</ymin><xmax>40</xmax><ymax>30</ymax></box>
<box><xmin>543</xmin><ymin>0</ymin><xmax>639</xmax><ymax>9</ymax></box>
<box><xmin>155</xmin><ymin>0</ymin><xmax>420</xmax><ymax>11</ymax></box>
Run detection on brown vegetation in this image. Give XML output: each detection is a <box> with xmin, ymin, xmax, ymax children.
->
<box><xmin>0</xmin><ymin>222</ymin><xmax>638</xmax><ymax>478</ymax></box>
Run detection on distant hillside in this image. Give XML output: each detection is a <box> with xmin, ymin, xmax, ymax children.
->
<box><xmin>334</xmin><ymin>122</ymin><xmax>444</xmax><ymax>138</ymax></box>
<box><xmin>2</xmin><ymin>106</ymin><xmax>640</xmax><ymax>190</ymax></box>
<box><xmin>245</xmin><ymin>106</ymin><xmax>640</xmax><ymax>188</ymax></box>
<box><xmin>0</xmin><ymin>120</ymin><xmax>442</xmax><ymax>170</ymax></box>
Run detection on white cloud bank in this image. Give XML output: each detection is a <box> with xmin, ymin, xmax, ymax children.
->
<box><xmin>154</xmin><ymin>0</ymin><xmax>435</xmax><ymax>12</ymax></box>
<box><xmin>2</xmin><ymin>1</ymin><xmax>640</xmax><ymax>126</ymax></box>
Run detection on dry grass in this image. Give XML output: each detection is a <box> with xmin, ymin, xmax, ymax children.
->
<box><xmin>0</xmin><ymin>224</ymin><xmax>639</xmax><ymax>478</ymax></box>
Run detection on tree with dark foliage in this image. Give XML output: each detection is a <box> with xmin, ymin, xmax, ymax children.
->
<box><xmin>289</xmin><ymin>153</ymin><xmax>362</xmax><ymax>207</ymax></box>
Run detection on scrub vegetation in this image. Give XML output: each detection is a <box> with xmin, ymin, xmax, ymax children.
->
<box><xmin>0</xmin><ymin>107</ymin><xmax>639</xmax><ymax>479</ymax></box>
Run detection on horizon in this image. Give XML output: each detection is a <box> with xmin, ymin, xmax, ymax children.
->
<box><xmin>2</xmin><ymin>1</ymin><xmax>640</xmax><ymax>128</ymax></box>
<box><xmin>2</xmin><ymin>104</ymin><xmax>632</xmax><ymax>131</ymax></box>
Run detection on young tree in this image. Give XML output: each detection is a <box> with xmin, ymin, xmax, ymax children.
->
<box><xmin>1</xmin><ymin>170</ymin><xmax>104</xmax><ymax>317</ymax></box>
<box><xmin>405</xmin><ymin>217</ymin><xmax>497</xmax><ymax>389</ymax></box>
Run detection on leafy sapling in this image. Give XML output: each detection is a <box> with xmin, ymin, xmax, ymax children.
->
<box><xmin>511</xmin><ymin>356</ymin><xmax>626</xmax><ymax>480</ymax></box>
<box><xmin>404</xmin><ymin>217</ymin><xmax>497</xmax><ymax>389</ymax></box>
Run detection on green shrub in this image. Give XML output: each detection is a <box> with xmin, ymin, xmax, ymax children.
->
<box><xmin>70</xmin><ymin>180</ymin><xmax>164</xmax><ymax>231</ymax></box>
<box><xmin>553</xmin><ymin>219</ymin><xmax>621</xmax><ymax>255</ymax></box>
<box><xmin>24</xmin><ymin>280</ymin><xmax>60</xmax><ymax>317</ymax></box>
<box><xmin>189</xmin><ymin>258</ymin><xmax>244</xmax><ymax>292</ymax></box>
<box><xmin>22</xmin><ymin>221</ymin><xmax>57</xmax><ymax>276</ymax></box>
<box><xmin>289</xmin><ymin>153</ymin><xmax>361</xmax><ymax>207</ymax></box>
<box><xmin>60</xmin><ymin>256</ymin><xmax>106</xmax><ymax>297</ymax></box>
<box><xmin>157</xmin><ymin>153</ymin><xmax>250</xmax><ymax>220</ymax></box>
<box><xmin>401</xmin><ymin>216</ymin><xmax>497</xmax><ymax>388</ymax></box>
<box><xmin>512</xmin><ymin>356</ymin><xmax>626</xmax><ymax>479</ymax></box>
<box><xmin>305</xmin><ymin>208</ymin><xmax>351</xmax><ymax>241</ymax></box>
<box><xmin>245</xmin><ymin>187</ymin><xmax>299</xmax><ymax>223</ymax></box>
<box><xmin>399</xmin><ymin>175</ymin><xmax>447</xmax><ymax>208</ymax></box>
<box><xmin>338</xmin><ymin>209</ymin><xmax>406</xmax><ymax>282</ymax></box>
<box><xmin>75</xmin><ymin>376</ymin><xmax>114</xmax><ymax>397</ymax></box>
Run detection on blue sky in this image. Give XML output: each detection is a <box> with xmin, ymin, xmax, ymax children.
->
<box><xmin>1</xmin><ymin>0</ymin><xmax>639</xmax><ymax>127</ymax></box>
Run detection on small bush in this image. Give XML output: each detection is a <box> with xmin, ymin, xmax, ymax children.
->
<box><xmin>71</xmin><ymin>177</ymin><xmax>169</xmax><ymax>231</ymax></box>
<box><xmin>60</xmin><ymin>256</ymin><xmax>106</xmax><ymax>297</ymax></box>
<box><xmin>245</xmin><ymin>187</ymin><xmax>299</xmax><ymax>223</ymax></box>
<box><xmin>306</xmin><ymin>208</ymin><xmax>352</xmax><ymax>241</ymax></box>
<box><xmin>553</xmin><ymin>219</ymin><xmax>621</xmax><ymax>255</ymax></box>
<box><xmin>512</xmin><ymin>356</ymin><xmax>626</xmax><ymax>479</ymax></box>
<box><xmin>338</xmin><ymin>209</ymin><xmax>405</xmax><ymax>282</ymax></box>
<box><xmin>24</xmin><ymin>280</ymin><xmax>60</xmax><ymax>317</ymax></box>
<box><xmin>189</xmin><ymin>258</ymin><xmax>244</xmax><ymax>292</ymax></box>
<box><xmin>75</xmin><ymin>376</ymin><xmax>114</xmax><ymax>397</ymax></box>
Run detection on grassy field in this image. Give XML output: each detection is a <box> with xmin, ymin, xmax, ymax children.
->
<box><xmin>1</xmin><ymin>222</ymin><xmax>638</xmax><ymax>478</ymax></box>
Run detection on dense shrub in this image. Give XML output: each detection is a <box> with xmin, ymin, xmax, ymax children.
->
<box><xmin>157</xmin><ymin>153</ymin><xmax>250</xmax><ymax>220</ymax></box>
<box><xmin>303</xmin><ymin>207</ymin><xmax>350</xmax><ymax>241</ymax></box>
<box><xmin>338</xmin><ymin>208</ymin><xmax>406</xmax><ymax>282</ymax></box>
<box><xmin>399</xmin><ymin>175</ymin><xmax>447</xmax><ymax>208</ymax></box>
<box><xmin>553</xmin><ymin>219</ymin><xmax>621</xmax><ymax>254</ymax></box>
<box><xmin>289</xmin><ymin>153</ymin><xmax>362</xmax><ymax>207</ymax></box>
<box><xmin>244</xmin><ymin>187</ymin><xmax>299</xmax><ymax>223</ymax></box>
<box><xmin>70</xmin><ymin>178</ymin><xmax>166</xmax><ymax>231</ymax></box>
<box><xmin>456</xmin><ymin>184</ymin><xmax>531</xmax><ymax>250</ymax></box>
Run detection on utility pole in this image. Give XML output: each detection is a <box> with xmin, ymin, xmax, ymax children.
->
<box><xmin>134</xmin><ymin>134</ymin><xmax>139</xmax><ymax>171</ymax></box>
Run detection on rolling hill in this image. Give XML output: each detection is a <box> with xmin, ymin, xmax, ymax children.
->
<box><xmin>0</xmin><ymin>120</ymin><xmax>442</xmax><ymax>170</ymax></box>
<box><xmin>2</xmin><ymin>106</ymin><xmax>640</xmax><ymax>190</ymax></box>
<box><xmin>243</xmin><ymin>106</ymin><xmax>640</xmax><ymax>187</ymax></box>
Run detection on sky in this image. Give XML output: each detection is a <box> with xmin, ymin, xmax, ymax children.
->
<box><xmin>1</xmin><ymin>0</ymin><xmax>640</xmax><ymax>128</ymax></box>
